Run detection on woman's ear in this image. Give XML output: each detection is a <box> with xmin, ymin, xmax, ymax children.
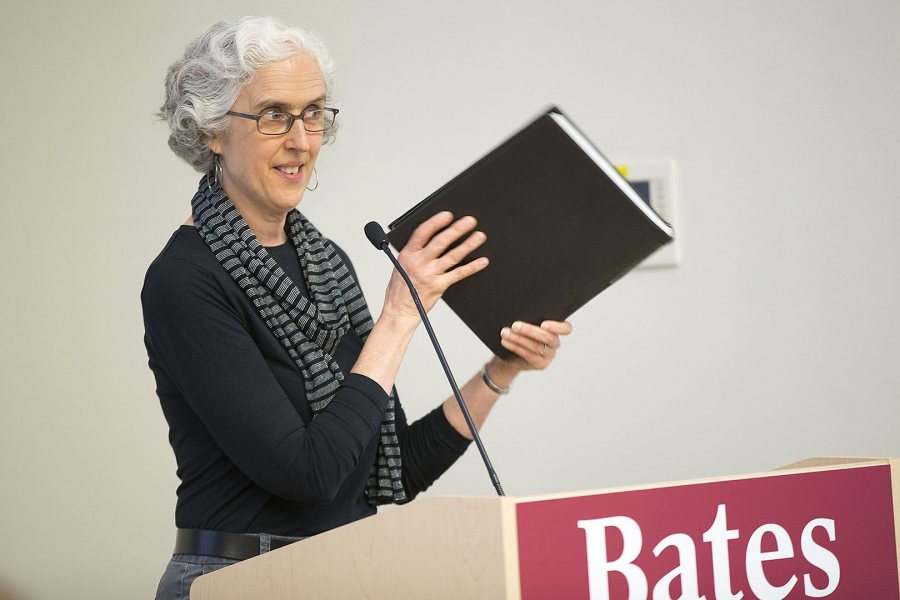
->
<box><xmin>208</xmin><ymin>135</ymin><xmax>223</xmax><ymax>156</ymax></box>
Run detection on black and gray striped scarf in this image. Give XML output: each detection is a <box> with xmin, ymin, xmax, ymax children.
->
<box><xmin>191</xmin><ymin>175</ymin><xmax>406</xmax><ymax>505</ymax></box>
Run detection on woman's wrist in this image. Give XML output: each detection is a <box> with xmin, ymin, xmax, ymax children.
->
<box><xmin>350</xmin><ymin>310</ymin><xmax>420</xmax><ymax>394</ymax></box>
<box><xmin>484</xmin><ymin>355</ymin><xmax>521</xmax><ymax>392</ymax></box>
<box><xmin>375</xmin><ymin>307</ymin><xmax>421</xmax><ymax>335</ymax></box>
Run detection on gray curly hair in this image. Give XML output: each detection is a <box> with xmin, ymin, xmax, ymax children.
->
<box><xmin>159</xmin><ymin>16</ymin><xmax>337</xmax><ymax>173</ymax></box>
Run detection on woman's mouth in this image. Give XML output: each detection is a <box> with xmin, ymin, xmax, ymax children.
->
<box><xmin>274</xmin><ymin>164</ymin><xmax>304</xmax><ymax>182</ymax></box>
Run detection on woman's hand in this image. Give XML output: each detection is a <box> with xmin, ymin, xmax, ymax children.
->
<box><xmin>358</xmin><ymin>212</ymin><xmax>487</xmax><ymax>394</ymax></box>
<box><xmin>498</xmin><ymin>320</ymin><xmax>574</xmax><ymax>373</ymax></box>
<box><xmin>381</xmin><ymin>211</ymin><xmax>489</xmax><ymax>321</ymax></box>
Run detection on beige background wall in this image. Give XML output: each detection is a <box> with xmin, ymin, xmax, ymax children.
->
<box><xmin>1</xmin><ymin>0</ymin><xmax>898</xmax><ymax>597</ymax></box>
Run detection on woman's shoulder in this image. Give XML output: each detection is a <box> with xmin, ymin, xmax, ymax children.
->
<box><xmin>142</xmin><ymin>225</ymin><xmax>230</xmax><ymax>310</ymax></box>
<box><xmin>146</xmin><ymin>225</ymin><xmax>218</xmax><ymax>277</ymax></box>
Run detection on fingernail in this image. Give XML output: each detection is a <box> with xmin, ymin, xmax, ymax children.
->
<box><xmin>500</xmin><ymin>327</ymin><xmax>511</xmax><ymax>338</ymax></box>
<box><xmin>512</xmin><ymin>321</ymin><xmax>522</xmax><ymax>332</ymax></box>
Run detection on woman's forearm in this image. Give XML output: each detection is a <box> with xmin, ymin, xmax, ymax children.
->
<box><xmin>350</xmin><ymin>311</ymin><xmax>420</xmax><ymax>394</ymax></box>
<box><xmin>442</xmin><ymin>356</ymin><xmax>521</xmax><ymax>439</ymax></box>
<box><xmin>353</xmin><ymin>212</ymin><xmax>488</xmax><ymax>395</ymax></box>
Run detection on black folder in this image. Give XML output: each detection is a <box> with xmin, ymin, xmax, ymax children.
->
<box><xmin>386</xmin><ymin>106</ymin><xmax>673</xmax><ymax>358</ymax></box>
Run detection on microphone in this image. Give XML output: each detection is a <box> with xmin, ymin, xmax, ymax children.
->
<box><xmin>364</xmin><ymin>221</ymin><xmax>505</xmax><ymax>497</ymax></box>
<box><xmin>364</xmin><ymin>221</ymin><xmax>389</xmax><ymax>250</ymax></box>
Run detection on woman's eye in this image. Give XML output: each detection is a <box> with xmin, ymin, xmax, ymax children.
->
<box><xmin>262</xmin><ymin>112</ymin><xmax>289</xmax><ymax>122</ymax></box>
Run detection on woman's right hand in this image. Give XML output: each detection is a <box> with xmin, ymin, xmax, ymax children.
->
<box><xmin>381</xmin><ymin>211</ymin><xmax>489</xmax><ymax>322</ymax></box>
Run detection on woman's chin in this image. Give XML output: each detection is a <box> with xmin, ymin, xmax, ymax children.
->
<box><xmin>272</xmin><ymin>185</ymin><xmax>307</xmax><ymax>209</ymax></box>
<box><xmin>275</xmin><ymin>179</ymin><xmax>310</xmax><ymax>207</ymax></box>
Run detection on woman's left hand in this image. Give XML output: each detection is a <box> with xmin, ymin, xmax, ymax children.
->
<box><xmin>499</xmin><ymin>320</ymin><xmax>573</xmax><ymax>372</ymax></box>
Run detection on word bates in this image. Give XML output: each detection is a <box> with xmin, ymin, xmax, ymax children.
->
<box><xmin>577</xmin><ymin>504</ymin><xmax>839</xmax><ymax>600</ymax></box>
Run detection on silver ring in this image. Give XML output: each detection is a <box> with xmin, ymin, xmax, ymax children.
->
<box><xmin>539</xmin><ymin>344</ymin><xmax>547</xmax><ymax>357</ymax></box>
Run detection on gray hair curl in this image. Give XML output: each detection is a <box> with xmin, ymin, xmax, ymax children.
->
<box><xmin>159</xmin><ymin>16</ymin><xmax>337</xmax><ymax>173</ymax></box>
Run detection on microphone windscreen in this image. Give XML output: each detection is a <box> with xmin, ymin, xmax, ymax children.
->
<box><xmin>364</xmin><ymin>221</ymin><xmax>388</xmax><ymax>249</ymax></box>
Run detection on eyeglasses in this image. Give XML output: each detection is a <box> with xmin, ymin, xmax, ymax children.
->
<box><xmin>225</xmin><ymin>107</ymin><xmax>340</xmax><ymax>135</ymax></box>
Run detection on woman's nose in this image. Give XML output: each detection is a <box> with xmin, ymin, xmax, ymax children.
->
<box><xmin>284</xmin><ymin>120</ymin><xmax>311</xmax><ymax>151</ymax></box>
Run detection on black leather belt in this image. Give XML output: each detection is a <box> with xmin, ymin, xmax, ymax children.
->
<box><xmin>174</xmin><ymin>528</ymin><xmax>301</xmax><ymax>561</ymax></box>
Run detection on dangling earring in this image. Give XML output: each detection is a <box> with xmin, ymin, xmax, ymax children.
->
<box><xmin>208</xmin><ymin>154</ymin><xmax>222</xmax><ymax>193</ymax></box>
<box><xmin>306</xmin><ymin>167</ymin><xmax>319</xmax><ymax>192</ymax></box>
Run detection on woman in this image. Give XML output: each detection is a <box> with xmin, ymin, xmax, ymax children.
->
<box><xmin>144</xmin><ymin>16</ymin><xmax>572</xmax><ymax>599</ymax></box>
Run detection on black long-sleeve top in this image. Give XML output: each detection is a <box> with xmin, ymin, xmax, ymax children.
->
<box><xmin>141</xmin><ymin>225</ymin><xmax>471</xmax><ymax>536</ymax></box>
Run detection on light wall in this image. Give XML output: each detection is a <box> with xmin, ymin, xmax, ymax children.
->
<box><xmin>1</xmin><ymin>1</ymin><xmax>898</xmax><ymax>598</ymax></box>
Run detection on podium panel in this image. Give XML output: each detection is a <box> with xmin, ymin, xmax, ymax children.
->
<box><xmin>191</xmin><ymin>457</ymin><xmax>899</xmax><ymax>599</ymax></box>
<box><xmin>517</xmin><ymin>460</ymin><xmax>898</xmax><ymax>598</ymax></box>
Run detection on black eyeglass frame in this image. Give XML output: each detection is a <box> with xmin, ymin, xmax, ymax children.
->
<box><xmin>225</xmin><ymin>107</ymin><xmax>340</xmax><ymax>135</ymax></box>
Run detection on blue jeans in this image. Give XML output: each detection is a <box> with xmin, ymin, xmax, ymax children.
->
<box><xmin>155</xmin><ymin>554</ymin><xmax>238</xmax><ymax>600</ymax></box>
<box><xmin>155</xmin><ymin>533</ymin><xmax>304</xmax><ymax>599</ymax></box>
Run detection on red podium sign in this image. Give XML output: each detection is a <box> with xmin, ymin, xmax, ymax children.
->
<box><xmin>517</xmin><ymin>464</ymin><xmax>898</xmax><ymax>599</ymax></box>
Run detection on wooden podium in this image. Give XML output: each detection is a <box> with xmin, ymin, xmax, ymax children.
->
<box><xmin>191</xmin><ymin>457</ymin><xmax>900</xmax><ymax>599</ymax></box>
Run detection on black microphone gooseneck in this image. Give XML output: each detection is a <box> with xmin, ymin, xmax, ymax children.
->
<box><xmin>364</xmin><ymin>221</ymin><xmax>504</xmax><ymax>497</ymax></box>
